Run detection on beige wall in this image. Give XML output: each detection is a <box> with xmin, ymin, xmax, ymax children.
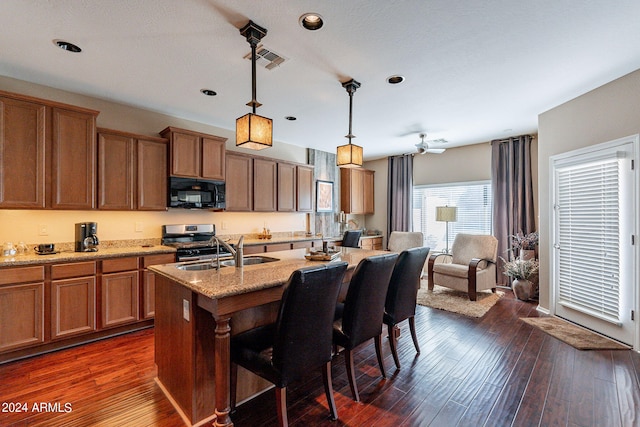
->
<box><xmin>0</xmin><ymin>76</ymin><xmax>309</xmax><ymax>244</ymax></box>
<box><xmin>537</xmin><ymin>68</ymin><xmax>640</xmax><ymax>311</ymax></box>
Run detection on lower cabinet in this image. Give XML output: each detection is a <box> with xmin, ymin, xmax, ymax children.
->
<box><xmin>0</xmin><ymin>266</ymin><xmax>45</xmax><ymax>352</ymax></box>
<box><xmin>141</xmin><ymin>253</ymin><xmax>175</xmax><ymax>319</ymax></box>
<box><xmin>51</xmin><ymin>261</ymin><xmax>97</xmax><ymax>340</ymax></box>
<box><xmin>101</xmin><ymin>270</ymin><xmax>140</xmax><ymax>328</ymax></box>
<box><xmin>360</xmin><ymin>236</ymin><xmax>383</xmax><ymax>250</ymax></box>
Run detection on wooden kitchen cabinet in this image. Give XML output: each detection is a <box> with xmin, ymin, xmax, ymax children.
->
<box><xmin>141</xmin><ymin>253</ymin><xmax>175</xmax><ymax>319</ymax></box>
<box><xmin>50</xmin><ymin>261</ymin><xmax>97</xmax><ymax>340</ymax></box>
<box><xmin>360</xmin><ymin>236</ymin><xmax>383</xmax><ymax>250</ymax></box>
<box><xmin>0</xmin><ymin>90</ymin><xmax>99</xmax><ymax>210</ymax></box>
<box><xmin>277</xmin><ymin>162</ymin><xmax>296</xmax><ymax>212</ymax></box>
<box><xmin>254</xmin><ymin>158</ymin><xmax>277</xmax><ymax>211</ymax></box>
<box><xmin>296</xmin><ymin>165</ymin><xmax>314</xmax><ymax>212</ymax></box>
<box><xmin>161</xmin><ymin>127</ymin><xmax>226</xmax><ymax>180</ymax></box>
<box><xmin>101</xmin><ymin>257</ymin><xmax>140</xmax><ymax>328</ymax></box>
<box><xmin>225</xmin><ymin>153</ymin><xmax>253</xmax><ymax>211</ymax></box>
<box><xmin>340</xmin><ymin>167</ymin><xmax>375</xmax><ymax>214</ymax></box>
<box><xmin>0</xmin><ymin>96</ymin><xmax>47</xmax><ymax>208</ymax></box>
<box><xmin>0</xmin><ymin>266</ymin><xmax>45</xmax><ymax>352</ymax></box>
<box><xmin>51</xmin><ymin>107</ymin><xmax>98</xmax><ymax>209</ymax></box>
<box><xmin>98</xmin><ymin>128</ymin><xmax>168</xmax><ymax>211</ymax></box>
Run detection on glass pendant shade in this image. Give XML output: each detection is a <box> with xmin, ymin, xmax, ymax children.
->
<box><xmin>336</xmin><ymin>142</ymin><xmax>363</xmax><ymax>167</ymax></box>
<box><xmin>236</xmin><ymin>112</ymin><xmax>273</xmax><ymax>150</ymax></box>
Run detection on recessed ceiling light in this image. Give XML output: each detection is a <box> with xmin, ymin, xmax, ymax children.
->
<box><xmin>53</xmin><ymin>39</ymin><xmax>82</xmax><ymax>53</ymax></box>
<box><xmin>285</xmin><ymin>116</ymin><xmax>297</xmax><ymax>121</ymax></box>
<box><xmin>387</xmin><ymin>75</ymin><xmax>405</xmax><ymax>84</ymax></box>
<box><xmin>200</xmin><ymin>89</ymin><xmax>217</xmax><ymax>96</ymax></box>
<box><xmin>299</xmin><ymin>13</ymin><xmax>324</xmax><ymax>31</ymax></box>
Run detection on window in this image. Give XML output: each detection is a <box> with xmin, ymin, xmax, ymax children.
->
<box><xmin>413</xmin><ymin>181</ymin><xmax>492</xmax><ymax>251</ymax></box>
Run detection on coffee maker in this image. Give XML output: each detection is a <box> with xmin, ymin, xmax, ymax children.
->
<box><xmin>75</xmin><ymin>222</ymin><xmax>99</xmax><ymax>252</ymax></box>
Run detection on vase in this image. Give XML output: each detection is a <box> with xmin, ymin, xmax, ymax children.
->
<box><xmin>519</xmin><ymin>249</ymin><xmax>535</xmax><ymax>261</ymax></box>
<box><xmin>512</xmin><ymin>278</ymin><xmax>532</xmax><ymax>301</ymax></box>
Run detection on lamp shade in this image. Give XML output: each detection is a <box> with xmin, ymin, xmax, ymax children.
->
<box><xmin>236</xmin><ymin>113</ymin><xmax>273</xmax><ymax>150</ymax></box>
<box><xmin>336</xmin><ymin>142</ymin><xmax>363</xmax><ymax>168</ymax></box>
<box><xmin>436</xmin><ymin>206</ymin><xmax>457</xmax><ymax>222</ymax></box>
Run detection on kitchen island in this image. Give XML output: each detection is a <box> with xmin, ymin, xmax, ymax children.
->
<box><xmin>149</xmin><ymin>247</ymin><xmax>387</xmax><ymax>427</ymax></box>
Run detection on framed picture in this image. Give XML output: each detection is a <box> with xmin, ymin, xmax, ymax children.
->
<box><xmin>316</xmin><ymin>180</ymin><xmax>333</xmax><ymax>212</ymax></box>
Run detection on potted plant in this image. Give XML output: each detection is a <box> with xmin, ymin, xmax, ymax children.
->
<box><xmin>502</xmin><ymin>257</ymin><xmax>539</xmax><ymax>300</ymax></box>
<box><xmin>510</xmin><ymin>231</ymin><xmax>538</xmax><ymax>260</ymax></box>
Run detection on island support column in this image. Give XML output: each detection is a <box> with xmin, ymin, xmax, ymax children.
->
<box><xmin>213</xmin><ymin>316</ymin><xmax>233</xmax><ymax>427</ymax></box>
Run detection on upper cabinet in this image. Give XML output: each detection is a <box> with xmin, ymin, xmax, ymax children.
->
<box><xmin>160</xmin><ymin>127</ymin><xmax>226</xmax><ymax>180</ymax></box>
<box><xmin>226</xmin><ymin>152</ymin><xmax>314</xmax><ymax>212</ymax></box>
<box><xmin>97</xmin><ymin>128</ymin><xmax>168</xmax><ymax>211</ymax></box>
<box><xmin>0</xmin><ymin>91</ymin><xmax>99</xmax><ymax>210</ymax></box>
<box><xmin>340</xmin><ymin>168</ymin><xmax>375</xmax><ymax>214</ymax></box>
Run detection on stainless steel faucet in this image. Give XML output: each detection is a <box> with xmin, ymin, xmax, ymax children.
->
<box><xmin>210</xmin><ymin>235</ymin><xmax>244</xmax><ymax>268</ymax></box>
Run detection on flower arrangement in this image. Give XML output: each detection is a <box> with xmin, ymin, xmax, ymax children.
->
<box><xmin>510</xmin><ymin>231</ymin><xmax>539</xmax><ymax>250</ymax></box>
<box><xmin>501</xmin><ymin>257</ymin><xmax>539</xmax><ymax>280</ymax></box>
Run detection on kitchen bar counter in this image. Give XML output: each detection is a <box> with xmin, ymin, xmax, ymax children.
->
<box><xmin>150</xmin><ymin>247</ymin><xmax>388</xmax><ymax>427</ymax></box>
<box><xmin>0</xmin><ymin>245</ymin><xmax>176</xmax><ymax>267</ymax></box>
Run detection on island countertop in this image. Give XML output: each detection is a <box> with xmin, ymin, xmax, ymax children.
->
<box><xmin>148</xmin><ymin>247</ymin><xmax>388</xmax><ymax>300</ymax></box>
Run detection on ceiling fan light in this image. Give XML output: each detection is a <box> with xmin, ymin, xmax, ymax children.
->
<box><xmin>336</xmin><ymin>142</ymin><xmax>363</xmax><ymax>168</ymax></box>
<box><xmin>236</xmin><ymin>113</ymin><xmax>273</xmax><ymax>150</ymax></box>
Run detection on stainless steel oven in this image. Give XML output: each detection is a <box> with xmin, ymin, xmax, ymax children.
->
<box><xmin>161</xmin><ymin>224</ymin><xmax>233</xmax><ymax>262</ymax></box>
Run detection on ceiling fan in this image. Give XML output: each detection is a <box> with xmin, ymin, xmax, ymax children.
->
<box><xmin>415</xmin><ymin>133</ymin><xmax>446</xmax><ymax>154</ymax></box>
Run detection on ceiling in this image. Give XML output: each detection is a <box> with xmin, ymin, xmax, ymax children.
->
<box><xmin>2</xmin><ymin>1</ymin><xmax>640</xmax><ymax>160</ymax></box>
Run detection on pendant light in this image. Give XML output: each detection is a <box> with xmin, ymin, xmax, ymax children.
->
<box><xmin>336</xmin><ymin>79</ymin><xmax>363</xmax><ymax>167</ymax></box>
<box><xmin>236</xmin><ymin>20</ymin><xmax>272</xmax><ymax>150</ymax></box>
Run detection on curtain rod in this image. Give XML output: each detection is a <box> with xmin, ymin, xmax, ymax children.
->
<box><xmin>492</xmin><ymin>134</ymin><xmax>536</xmax><ymax>144</ymax></box>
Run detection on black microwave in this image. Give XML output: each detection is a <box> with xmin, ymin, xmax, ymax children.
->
<box><xmin>168</xmin><ymin>177</ymin><xmax>225</xmax><ymax>210</ymax></box>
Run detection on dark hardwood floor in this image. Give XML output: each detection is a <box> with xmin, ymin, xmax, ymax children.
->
<box><xmin>1</xmin><ymin>290</ymin><xmax>639</xmax><ymax>427</ymax></box>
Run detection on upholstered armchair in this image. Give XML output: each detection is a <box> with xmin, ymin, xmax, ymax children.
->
<box><xmin>427</xmin><ymin>233</ymin><xmax>498</xmax><ymax>301</ymax></box>
<box><xmin>387</xmin><ymin>231</ymin><xmax>423</xmax><ymax>252</ymax></box>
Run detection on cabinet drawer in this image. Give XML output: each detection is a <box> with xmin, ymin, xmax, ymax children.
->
<box><xmin>51</xmin><ymin>262</ymin><xmax>96</xmax><ymax>280</ymax></box>
<box><xmin>102</xmin><ymin>257</ymin><xmax>139</xmax><ymax>273</ymax></box>
<box><xmin>143</xmin><ymin>253</ymin><xmax>175</xmax><ymax>268</ymax></box>
<box><xmin>0</xmin><ymin>265</ymin><xmax>45</xmax><ymax>286</ymax></box>
<box><xmin>265</xmin><ymin>243</ymin><xmax>292</xmax><ymax>252</ymax></box>
<box><xmin>292</xmin><ymin>241</ymin><xmax>312</xmax><ymax>249</ymax></box>
<box><xmin>244</xmin><ymin>245</ymin><xmax>266</xmax><ymax>255</ymax></box>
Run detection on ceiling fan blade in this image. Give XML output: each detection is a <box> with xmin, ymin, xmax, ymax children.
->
<box><xmin>424</xmin><ymin>148</ymin><xmax>445</xmax><ymax>154</ymax></box>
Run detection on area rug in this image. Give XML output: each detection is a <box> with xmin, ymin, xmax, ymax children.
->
<box><xmin>520</xmin><ymin>317</ymin><xmax>631</xmax><ymax>350</ymax></box>
<box><xmin>416</xmin><ymin>283</ymin><xmax>504</xmax><ymax>318</ymax></box>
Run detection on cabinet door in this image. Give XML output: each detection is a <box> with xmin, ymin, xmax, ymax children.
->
<box><xmin>137</xmin><ymin>138</ymin><xmax>168</xmax><ymax>210</ymax></box>
<box><xmin>51</xmin><ymin>107</ymin><xmax>97</xmax><ymax>209</ymax></box>
<box><xmin>296</xmin><ymin>165</ymin><xmax>314</xmax><ymax>212</ymax></box>
<box><xmin>253</xmin><ymin>158</ymin><xmax>277</xmax><ymax>211</ymax></box>
<box><xmin>0</xmin><ymin>282</ymin><xmax>45</xmax><ymax>352</ymax></box>
<box><xmin>51</xmin><ymin>276</ymin><xmax>96</xmax><ymax>340</ymax></box>
<box><xmin>225</xmin><ymin>154</ymin><xmax>253</xmax><ymax>211</ymax></box>
<box><xmin>0</xmin><ymin>96</ymin><xmax>47</xmax><ymax>208</ymax></box>
<box><xmin>363</xmin><ymin>169</ymin><xmax>375</xmax><ymax>214</ymax></box>
<box><xmin>170</xmin><ymin>131</ymin><xmax>200</xmax><ymax>178</ymax></box>
<box><xmin>101</xmin><ymin>271</ymin><xmax>140</xmax><ymax>328</ymax></box>
<box><xmin>141</xmin><ymin>254</ymin><xmax>175</xmax><ymax>319</ymax></box>
<box><xmin>98</xmin><ymin>131</ymin><xmax>135</xmax><ymax>210</ymax></box>
<box><xmin>277</xmin><ymin>162</ymin><xmax>296</xmax><ymax>212</ymax></box>
<box><xmin>201</xmin><ymin>136</ymin><xmax>226</xmax><ymax>180</ymax></box>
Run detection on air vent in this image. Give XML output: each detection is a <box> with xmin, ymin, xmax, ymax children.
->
<box><xmin>244</xmin><ymin>45</ymin><xmax>287</xmax><ymax>70</ymax></box>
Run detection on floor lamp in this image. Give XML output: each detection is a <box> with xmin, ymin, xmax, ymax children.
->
<box><xmin>436</xmin><ymin>206</ymin><xmax>457</xmax><ymax>253</ymax></box>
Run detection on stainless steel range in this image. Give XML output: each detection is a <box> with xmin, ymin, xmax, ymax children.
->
<box><xmin>162</xmin><ymin>224</ymin><xmax>234</xmax><ymax>262</ymax></box>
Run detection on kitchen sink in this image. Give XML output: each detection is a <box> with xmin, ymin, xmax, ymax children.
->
<box><xmin>175</xmin><ymin>262</ymin><xmax>225</xmax><ymax>271</ymax></box>
<box><xmin>219</xmin><ymin>256</ymin><xmax>279</xmax><ymax>267</ymax></box>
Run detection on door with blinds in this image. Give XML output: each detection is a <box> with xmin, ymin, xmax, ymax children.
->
<box><xmin>551</xmin><ymin>136</ymin><xmax>637</xmax><ymax>346</ymax></box>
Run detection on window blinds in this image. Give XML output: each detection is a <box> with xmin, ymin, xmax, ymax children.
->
<box><xmin>555</xmin><ymin>155</ymin><xmax>621</xmax><ymax>324</ymax></box>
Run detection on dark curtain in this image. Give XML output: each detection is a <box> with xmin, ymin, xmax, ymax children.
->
<box><xmin>387</xmin><ymin>154</ymin><xmax>413</xmax><ymax>239</ymax></box>
<box><xmin>491</xmin><ymin>135</ymin><xmax>536</xmax><ymax>285</ymax></box>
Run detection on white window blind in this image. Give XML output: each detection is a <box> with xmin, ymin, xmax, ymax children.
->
<box><xmin>555</xmin><ymin>155</ymin><xmax>621</xmax><ymax>324</ymax></box>
<box><xmin>413</xmin><ymin>182</ymin><xmax>492</xmax><ymax>251</ymax></box>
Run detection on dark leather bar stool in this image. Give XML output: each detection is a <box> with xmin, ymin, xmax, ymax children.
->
<box><xmin>341</xmin><ymin>229</ymin><xmax>362</xmax><ymax>248</ymax></box>
<box><xmin>384</xmin><ymin>246</ymin><xmax>430</xmax><ymax>369</ymax></box>
<box><xmin>230</xmin><ymin>262</ymin><xmax>348</xmax><ymax>427</ymax></box>
<box><xmin>332</xmin><ymin>252</ymin><xmax>398</xmax><ymax>402</ymax></box>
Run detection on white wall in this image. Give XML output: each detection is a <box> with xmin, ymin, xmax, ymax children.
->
<box><xmin>537</xmin><ymin>68</ymin><xmax>640</xmax><ymax>311</ymax></box>
<box><xmin>0</xmin><ymin>76</ymin><xmax>309</xmax><ymax>244</ymax></box>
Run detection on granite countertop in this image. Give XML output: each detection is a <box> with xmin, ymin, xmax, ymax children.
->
<box><xmin>0</xmin><ymin>245</ymin><xmax>176</xmax><ymax>267</ymax></box>
<box><xmin>149</xmin><ymin>247</ymin><xmax>390</xmax><ymax>300</ymax></box>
